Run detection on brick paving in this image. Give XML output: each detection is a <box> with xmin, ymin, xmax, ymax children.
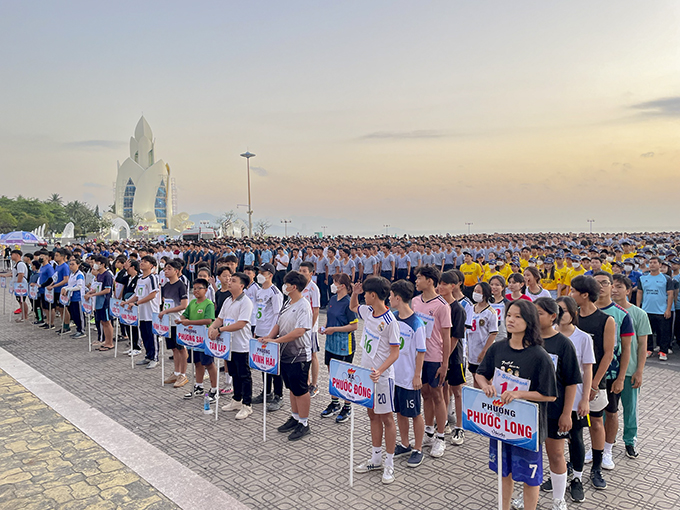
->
<box><xmin>1</xmin><ymin>313</ymin><xmax>680</xmax><ymax>509</ymax></box>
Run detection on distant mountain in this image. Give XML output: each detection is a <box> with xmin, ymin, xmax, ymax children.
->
<box><xmin>189</xmin><ymin>213</ymin><xmax>221</xmax><ymax>226</ymax></box>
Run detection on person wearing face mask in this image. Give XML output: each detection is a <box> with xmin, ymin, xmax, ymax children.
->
<box><xmin>622</xmin><ymin>260</ymin><xmax>642</xmax><ymax>305</ymax></box>
<box><xmin>562</xmin><ymin>255</ymin><xmax>585</xmax><ymax>296</ymax></box>
<box><xmin>252</xmin><ymin>263</ymin><xmax>284</xmax><ymax>411</ymax></box>
<box><xmin>540</xmin><ymin>257</ymin><xmax>560</xmax><ymax>299</ymax></box>
<box><xmin>465</xmin><ymin>282</ymin><xmax>498</xmax><ymax>383</ymax></box>
<box><xmin>243</xmin><ymin>265</ymin><xmax>260</xmax><ymax>335</ymax></box>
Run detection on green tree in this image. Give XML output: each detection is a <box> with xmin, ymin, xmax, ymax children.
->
<box><xmin>0</xmin><ymin>207</ymin><xmax>18</xmax><ymax>232</ymax></box>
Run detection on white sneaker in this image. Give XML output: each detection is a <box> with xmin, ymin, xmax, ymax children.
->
<box><xmin>602</xmin><ymin>452</ymin><xmax>615</xmax><ymax>470</ymax></box>
<box><xmin>382</xmin><ymin>465</ymin><xmax>395</xmax><ymax>484</ymax></box>
<box><xmin>222</xmin><ymin>399</ymin><xmax>242</xmax><ymax>412</ymax></box>
<box><xmin>584</xmin><ymin>449</ymin><xmax>593</xmax><ymax>464</ymax></box>
<box><xmin>430</xmin><ymin>437</ymin><xmax>446</xmax><ymax>458</ymax></box>
<box><xmin>146</xmin><ymin>360</ymin><xmax>158</xmax><ymax>369</ymax></box>
<box><xmin>354</xmin><ymin>460</ymin><xmax>383</xmax><ymax>473</ymax></box>
<box><xmin>450</xmin><ymin>428</ymin><xmax>465</xmax><ymax>446</ymax></box>
<box><xmin>511</xmin><ymin>495</ymin><xmax>524</xmax><ymax>510</ymax></box>
<box><xmin>422</xmin><ymin>433</ymin><xmax>436</xmax><ymax>448</ymax></box>
<box><xmin>235</xmin><ymin>405</ymin><xmax>253</xmax><ymax>420</ymax></box>
<box><xmin>127</xmin><ymin>349</ymin><xmax>142</xmax><ymax>356</ymax></box>
<box><xmin>552</xmin><ymin>499</ymin><xmax>568</xmax><ymax>510</ymax></box>
<box><xmin>443</xmin><ymin>422</ymin><xmax>452</xmax><ymax>435</ymax></box>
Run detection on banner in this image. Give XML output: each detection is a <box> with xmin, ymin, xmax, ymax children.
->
<box><xmin>461</xmin><ymin>386</ymin><xmax>539</xmax><ymax>452</ymax></box>
<box><xmin>328</xmin><ymin>360</ymin><xmax>375</xmax><ymax>409</ymax></box>
<box><xmin>176</xmin><ymin>324</ymin><xmax>207</xmax><ymax>351</ymax></box>
<box><xmin>14</xmin><ymin>281</ymin><xmax>28</xmax><ymax>297</ymax></box>
<box><xmin>0</xmin><ymin>277</ymin><xmax>5</xmax><ymax>288</ymax></box>
<box><xmin>204</xmin><ymin>331</ymin><xmax>232</xmax><ymax>360</ymax></box>
<box><xmin>119</xmin><ymin>305</ymin><xmax>139</xmax><ymax>326</ymax></box>
<box><xmin>45</xmin><ymin>288</ymin><xmax>54</xmax><ymax>304</ymax></box>
<box><xmin>59</xmin><ymin>292</ymin><xmax>69</xmax><ymax>306</ymax></box>
<box><xmin>110</xmin><ymin>298</ymin><xmax>122</xmax><ymax>319</ymax></box>
<box><xmin>152</xmin><ymin>312</ymin><xmax>170</xmax><ymax>338</ymax></box>
<box><xmin>248</xmin><ymin>339</ymin><xmax>280</xmax><ymax>375</ymax></box>
<box><xmin>28</xmin><ymin>283</ymin><xmax>38</xmax><ymax>300</ymax></box>
<box><xmin>81</xmin><ymin>298</ymin><xmax>93</xmax><ymax>315</ymax></box>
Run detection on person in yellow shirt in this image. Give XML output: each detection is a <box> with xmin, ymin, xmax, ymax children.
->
<box><xmin>483</xmin><ymin>260</ymin><xmax>501</xmax><ymax>282</ymax></box>
<box><xmin>459</xmin><ymin>251</ymin><xmax>483</xmax><ymax>299</ymax></box>
<box><xmin>519</xmin><ymin>247</ymin><xmax>530</xmax><ymax>270</ymax></box>
<box><xmin>539</xmin><ymin>257</ymin><xmax>560</xmax><ymax>298</ymax></box>
<box><xmin>554</xmin><ymin>252</ymin><xmax>571</xmax><ymax>296</ymax></box>
<box><xmin>621</xmin><ymin>240</ymin><xmax>636</xmax><ymax>261</ymax></box>
<box><xmin>562</xmin><ymin>255</ymin><xmax>585</xmax><ymax>294</ymax></box>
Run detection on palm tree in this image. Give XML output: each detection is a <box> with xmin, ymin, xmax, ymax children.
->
<box><xmin>48</xmin><ymin>193</ymin><xmax>63</xmax><ymax>205</ymax></box>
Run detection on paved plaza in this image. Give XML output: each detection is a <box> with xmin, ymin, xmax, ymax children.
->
<box><xmin>1</xmin><ymin>312</ymin><xmax>679</xmax><ymax>509</ymax></box>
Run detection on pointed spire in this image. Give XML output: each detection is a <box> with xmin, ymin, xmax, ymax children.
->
<box><xmin>134</xmin><ymin>115</ymin><xmax>153</xmax><ymax>141</ymax></box>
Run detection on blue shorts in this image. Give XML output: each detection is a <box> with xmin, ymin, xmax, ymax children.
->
<box><xmin>422</xmin><ymin>361</ymin><xmax>442</xmax><ymax>388</ymax></box>
<box><xmin>187</xmin><ymin>349</ymin><xmax>213</xmax><ymax>366</ymax></box>
<box><xmin>394</xmin><ymin>386</ymin><xmax>421</xmax><ymax>418</ymax></box>
<box><xmin>95</xmin><ymin>308</ymin><xmax>111</xmax><ymax>323</ymax></box>
<box><xmin>489</xmin><ymin>440</ymin><xmax>543</xmax><ymax>486</ymax></box>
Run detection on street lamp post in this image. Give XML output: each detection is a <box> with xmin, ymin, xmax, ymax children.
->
<box><xmin>281</xmin><ymin>219</ymin><xmax>292</xmax><ymax>237</ymax></box>
<box><xmin>587</xmin><ymin>219</ymin><xmax>595</xmax><ymax>234</ymax></box>
<box><xmin>465</xmin><ymin>222</ymin><xmax>473</xmax><ymax>234</ymax></box>
<box><xmin>383</xmin><ymin>224</ymin><xmax>390</xmax><ymax>236</ymax></box>
<box><xmin>240</xmin><ymin>151</ymin><xmax>255</xmax><ymax>237</ymax></box>
<box><xmin>321</xmin><ymin>225</ymin><xmax>327</xmax><ymax>237</ymax></box>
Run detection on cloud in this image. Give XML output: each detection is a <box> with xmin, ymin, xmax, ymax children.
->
<box><xmin>358</xmin><ymin>129</ymin><xmax>447</xmax><ymax>140</ymax></box>
<box><xmin>640</xmin><ymin>152</ymin><xmax>654</xmax><ymax>158</ymax></box>
<box><xmin>630</xmin><ymin>96</ymin><xmax>680</xmax><ymax>117</ymax></box>
<box><xmin>62</xmin><ymin>140</ymin><xmax>125</xmax><ymax>149</ymax></box>
<box><xmin>83</xmin><ymin>182</ymin><xmax>107</xmax><ymax>188</ymax></box>
<box><xmin>251</xmin><ymin>166</ymin><xmax>268</xmax><ymax>177</ymax></box>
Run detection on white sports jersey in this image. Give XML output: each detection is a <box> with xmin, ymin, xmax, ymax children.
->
<box><xmin>301</xmin><ymin>280</ymin><xmax>321</xmax><ymax>332</ymax></box>
<box><xmin>393</xmin><ymin>311</ymin><xmax>427</xmax><ymax>390</ymax></box>
<box><xmin>136</xmin><ymin>274</ymin><xmax>160</xmax><ymax>321</ymax></box>
<box><xmin>465</xmin><ymin>305</ymin><xmax>499</xmax><ymax>365</ymax></box>
<box><xmin>254</xmin><ymin>284</ymin><xmax>283</xmax><ymax>338</ymax></box>
<box><xmin>357</xmin><ymin>305</ymin><xmax>399</xmax><ymax>380</ymax></box>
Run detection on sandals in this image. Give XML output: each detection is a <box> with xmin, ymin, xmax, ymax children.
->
<box><xmin>97</xmin><ymin>346</ymin><xmax>114</xmax><ymax>351</ymax></box>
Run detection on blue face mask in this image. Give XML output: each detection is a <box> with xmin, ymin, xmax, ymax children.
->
<box><xmin>659</xmin><ymin>255</ymin><xmax>666</xmax><ymax>260</ymax></box>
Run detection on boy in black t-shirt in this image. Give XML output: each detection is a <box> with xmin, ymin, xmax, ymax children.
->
<box><xmin>159</xmin><ymin>260</ymin><xmax>189</xmax><ymax>388</ymax></box>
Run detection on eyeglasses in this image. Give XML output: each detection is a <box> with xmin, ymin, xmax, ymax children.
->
<box><xmin>595</xmin><ymin>280</ymin><xmax>610</xmax><ymax>287</ymax></box>
<box><xmin>193</xmin><ymin>286</ymin><xmax>206</xmax><ymax>291</ymax></box>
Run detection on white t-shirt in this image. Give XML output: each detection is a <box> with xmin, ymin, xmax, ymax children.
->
<box><xmin>278</xmin><ymin>298</ymin><xmax>313</xmax><ymax>363</ymax></box>
<box><xmin>12</xmin><ymin>260</ymin><xmax>28</xmax><ymax>285</ymax></box>
<box><xmin>218</xmin><ymin>293</ymin><xmax>253</xmax><ymax>353</ymax></box>
<box><xmin>136</xmin><ymin>274</ymin><xmax>160</xmax><ymax>321</ymax></box>
<box><xmin>301</xmin><ymin>280</ymin><xmax>321</xmax><ymax>332</ymax></box>
<box><xmin>393</xmin><ymin>311</ymin><xmax>427</xmax><ymax>390</ymax></box>
<box><xmin>526</xmin><ymin>287</ymin><xmax>551</xmax><ymax>300</ymax></box>
<box><xmin>357</xmin><ymin>305</ymin><xmax>399</xmax><ymax>380</ymax></box>
<box><xmin>567</xmin><ymin>326</ymin><xmax>596</xmax><ymax>411</ymax></box>
<box><xmin>275</xmin><ymin>254</ymin><xmax>290</xmax><ymax>271</ymax></box>
<box><xmin>255</xmin><ymin>285</ymin><xmax>283</xmax><ymax>338</ymax></box>
<box><xmin>245</xmin><ymin>281</ymin><xmax>260</xmax><ymax>326</ymax></box>
<box><xmin>465</xmin><ymin>305</ymin><xmax>499</xmax><ymax>365</ymax></box>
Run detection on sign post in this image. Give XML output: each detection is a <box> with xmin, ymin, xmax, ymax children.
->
<box><xmin>45</xmin><ymin>289</ymin><xmax>54</xmax><ymax>328</ymax></box>
<box><xmin>205</xmin><ymin>330</ymin><xmax>232</xmax><ymax>421</ymax></box>
<box><xmin>461</xmin><ymin>386</ymin><xmax>539</xmax><ymax>510</ymax></box>
<box><xmin>120</xmin><ymin>305</ymin><xmax>139</xmax><ymax>367</ymax></box>
<box><xmin>14</xmin><ymin>282</ymin><xmax>28</xmax><ymax>322</ymax></box>
<box><xmin>1</xmin><ymin>276</ymin><xmax>6</xmax><ymax>316</ymax></box>
<box><xmin>110</xmin><ymin>298</ymin><xmax>122</xmax><ymax>357</ymax></box>
<box><xmin>81</xmin><ymin>298</ymin><xmax>93</xmax><ymax>352</ymax></box>
<box><xmin>327</xmin><ymin>360</ymin><xmax>376</xmax><ymax>488</ymax></box>
<box><xmin>152</xmin><ymin>312</ymin><xmax>170</xmax><ymax>386</ymax></box>
<box><xmin>248</xmin><ymin>339</ymin><xmax>280</xmax><ymax>440</ymax></box>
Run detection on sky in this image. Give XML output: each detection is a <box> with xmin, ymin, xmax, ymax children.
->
<box><xmin>1</xmin><ymin>1</ymin><xmax>679</xmax><ymax>236</ymax></box>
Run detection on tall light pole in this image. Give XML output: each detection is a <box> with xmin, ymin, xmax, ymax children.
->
<box><xmin>321</xmin><ymin>225</ymin><xmax>327</xmax><ymax>237</ymax></box>
<box><xmin>383</xmin><ymin>224</ymin><xmax>390</xmax><ymax>235</ymax></box>
<box><xmin>465</xmin><ymin>222</ymin><xmax>473</xmax><ymax>234</ymax></box>
<box><xmin>587</xmin><ymin>219</ymin><xmax>595</xmax><ymax>234</ymax></box>
<box><xmin>281</xmin><ymin>219</ymin><xmax>292</xmax><ymax>237</ymax></box>
<box><xmin>240</xmin><ymin>151</ymin><xmax>255</xmax><ymax>237</ymax></box>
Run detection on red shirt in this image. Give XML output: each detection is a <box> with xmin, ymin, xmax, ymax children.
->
<box><xmin>505</xmin><ymin>293</ymin><xmax>532</xmax><ymax>302</ymax></box>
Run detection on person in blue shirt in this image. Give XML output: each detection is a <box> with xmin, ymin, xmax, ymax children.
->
<box><xmin>47</xmin><ymin>249</ymin><xmax>71</xmax><ymax>333</ymax></box>
<box><xmin>636</xmin><ymin>256</ymin><xmax>674</xmax><ymax>360</ymax></box>
<box><xmin>38</xmin><ymin>254</ymin><xmax>56</xmax><ymax>329</ymax></box>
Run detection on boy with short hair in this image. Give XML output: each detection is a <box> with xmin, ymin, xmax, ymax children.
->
<box><xmin>159</xmin><ymin>260</ymin><xmax>189</xmax><ymax>388</ymax></box>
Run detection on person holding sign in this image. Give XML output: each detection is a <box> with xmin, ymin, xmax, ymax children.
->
<box><xmin>412</xmin><ymin>266</ymin><xmax>452</xmax><ymax>458</ymax></box>
<box><xmin>389</xmin><ymin>280</ymin><xmax>427</xmax><ymax>468</ymax></box>
<box><xmin>209</xmin><ymin>273</ymin><xmax>254</xmax><ymax>420</ymax></box>
<box><xmin>47</xmin><ymin>249</ymin><xmax>71</xmax><ymax>334</ymax></box>
<box><xmin>179</xmin><ymin>278</ymin><xmax>217</xmax><ymax>402</ymax></box>
<box><xmin>29</xmin><ymin>260</ymin><xmax>44</xmax><ymax>325</ymax></box>
<box><xmin>160</xmin><ymin>260</ymin><xmax>189</xmax><ymax>387</ymax></box>
<box><xmin>10</xmin><ymin>249</ymin><xmax>29</xmax><ymax>322</ymax></box>
<box><xmin>38</xmin><ymin>254</ymin><xmax>56</xmax><ymax>329</ymax></box>
<box><xmin>124</xmin><ymin>256</ymin><xmax>161</xmax><ymax>367</ymax></box>
<box><xmin>474</xmin><ymin>300</ymin><xmax>557</xmax><ymax>510</ymax></box>
<box><xmin>84</xmin><ymin>256</ymin><xmax>115</xmax><ymax>351</ymax></box>
<box><xmin>262</xmin><ymin>271</ymin><xmax>313</xmax><ymax>441</ymax></box>
<box><xmin>349</xmin><ymin>277</ymin><xmax>400</xmax><ymax>484</ymax></box>
<box><xmin>62</xmin><ymin>259</ymin><xmax>86</xmax><ymax>338</ymax></box>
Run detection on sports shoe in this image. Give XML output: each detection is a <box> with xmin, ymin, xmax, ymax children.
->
<box><xmin>207</xmin><ymin>390</ymin><xmax>217</xmax><ymax>404</ymax></box>
<box><xmin>40</xmin><ymin>324</ymin><xmax>50</xmax><ymax>329</ymax></box>
<box><xmin>443</xmin><ymin>422</ymin><xmax>452</xmax><ymax>435</ymax></box>
<box><xmin>430</xmin><ymin>437</ymin><xmax>446</xmax><ymax>458</ymax></box>
<box><xmin>354</xmin><ymin>461</ymin><xmax>382</xmax><ymax>473</ymax></box>
<box><xmin>288</xmin><ymin>422</ymin><xmax>310</xmax><ymax>441</ymax></box>
<box><xmin>252</xmin><ymin>392</ymin><xmax>273</xmax><ymax>405</ymax></box>
<box><xmin>14</xmin><ymin>308</ymin><xmax>21</xmax><ymax>314</ymax></box>
<box><xmin>72</xmin><ymin>332</ymin><xmax>85</xmax><ymax>339</ymax></box>
<box><xmin>33</xmin><ymin>320</ymin><xmax>44</xmax><ymax>325</ymax></box>
<box><xmin>670</xmin><ymin>348</ymin><xmax>674</xmax><ymax>354</ymax></box>
<box><xmin>541</xmin><ymin>477</ymin><xmax>553</xmax><ymax>492</ymax></box>
<box><xmin>146</xmin><ymin>361</ymin><xmax>158</xmax><ymax>369</ymax></box>
<box><xmin>510</xmin><ymin>495</ymin><xmax>524</xmax><ymax>510</ymax></box>
<box><xmin>625</xmin><ymin>444</ymin><xmax>639</xmax><ymax>459</ymax></box>
<box><xmin>320</xmin><ymin>401</ymin><xmax>342</xmax><ymax>418</ymax></box>
<box><xmin>646</xmin><ymin>350</ymin><xmax>652</xmax><ymax>358</ymax></box>
<box><xmin>584</xmin><ymin>449</ymin><xmax>593</xmax><ymax>464</ymax></box>
<box><xmin>570</xmin><ymin>478</ymin><xmax>585</xmax><ymax>502</ymax></box>
<box><xmin>450</xmin><ymin>428</ymin><xmax>465</xmax><ymax>446</ymax></box>
<box><xmin>220</xmin><ymin>386</ymin><xmax>234</xmax><ymax>395</ymax></box>
<box><xmin>235</xmin><ymin>405</ymin><xmax>252</xmax><ymax>420</ymax></box>
<box><xmin>174</xmin><ymin>375</ymin><xmax>189</xmax><ymax>388</ymax></box>
<box><xmin>308</xmin><ymin>384</ymin><xmax>319</xmax><ymax>398</ymax></box>
<box><xmin>136</xmin><ymin>359</ymin><xmax>151</xmax><ymax>365</ymax></box>
<box><xmin>394</xmin><ymin>443</ymin><xmax>413</xmax><ymax>458</ymax></box>
<box><xmin>422</xmin><ymin>433</ymin><xmax>435</xmax><ymax>448</ymax></box>
<box><xmin>164</xmin><ymin>374</ymin><xmax>178</xmax><ymax>385</ymax></box>
<box><xmin>222</xmin><ymin>399</ymin><xmax>242</xmax><ymax>412</ymax></box>
<box><xmin>127</xmin><ymin>349</ymin><xmax>142</xmax><ymax>356</ymax></box>
<box><xmin>407</xmin><ymin>450</ymin><xmax>424</xmax><ymax>468</ymax></box>
<box><xmin>266</xmin><ymin>395</ymin><xmax>283</xmax><ymax>412</ymax></box>
<box><xmin>49</xmin><ymin>324</ymin><xmax>55</xmax><ymax>330</ymax></box>
<box><xmin>183</xmin><ymin>386</ymin><xmax>203</xmax><ymax>400</ymax></box>
<box><xmin>336</xmin><ymin>405</ymin><xmax>352</xmax><ymax>423</ymax></box>
<box><xmin>602</xmin><ymin>452</ymin><xmax>615</xmax><ymax>470</ymax></box>
<box><xmin>659</xmin><ymin>352</ymin><xmax>668</xmax><ymax>361</ymax></box>
<box><xmin>277</xmin><ymin>416</ymin><xmax>299</xmax><ymax>433</ymax></box>
<box><xmin>552</xmin><ymin>499</ymin><xmax>568</xmax><ymax>510</ymax></box>
<box><xmin>382</xmin><ymin>466</ymin><xmax>395</xmax><ymax>484</ymax></box>
<box><xmin>567</xmin><ymin>461</ymin><xmax>573</xmax><ymax>477</ymax></box>
<box><xmin>590</xmin><ymin>469</ymin><xmax>607</xmax><ymax>489</ymax></box>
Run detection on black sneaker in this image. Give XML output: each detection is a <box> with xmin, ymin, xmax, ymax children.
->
<box><xmin>590</xmin><ymin>469</ymin><xmax>607</xmax><ymax>490</ymax></box>
<box><xmin>207</xmin><ymin>390</ymin><xmax>217</xmax><ymax>404</ymax></box>
<box><xmin>266</xmin><ymin>395</ymin><xmax>283</xmax><ymax>412</ymax></box>
<box><xmin>540</xmin><ymin>476</ymin><xmax>553</xmax><ymax>492</ymax></box>
<box><xmin>277</xmin><ymin>416</ymin><xmax>299</xmax><ymax>433</ymax></box>
<box><xmin>252</xmin><ymin>392</ymin><xmax>272</xmax><ymax>405</ymax></box>
<box><xmin>394</xmin><ymin>443</ymin><xmax>413</xmax><ymax>458</ymax></box>
<box><xmin>288</xmin><ymin>422</ymin><xmax>310</xmax><ymax>441</ymax></box>
<box><xmin>321</xmin><ymin>401</ymin><xmax>341</xmax><ymax>418</ymax></box>
<box><xmin>625</xmin><ymin>444</ymin><xmax>639</xmax><ymax>459</ymax></box>
<box><xmin>33</xmin><ymin>320</ymin><xmax>44</xmax><ymax>325</ymax></box>
<box><xmin>570</xmin><ymin>478</ymin><xmax>585</xmax><ymax>502</ymax></box>
<box><xmin>336</xmin><ymin>405</ymin><xmax>352</xmax><ymax>423</ymax></box>
<box><xmin>183</xmin><ymin>386</ymin><xmax>203</xmax><ymax>400</ymax></box>
<box><xmin>40</xmin><ymin>324</ymin><xmax>50</xmax><ymax>329</ymax></box>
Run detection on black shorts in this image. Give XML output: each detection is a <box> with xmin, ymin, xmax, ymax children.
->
<box><xmin>421</xmin><ymin>361</ymin><xmax>442</xmax><ymax>388</ymax></box>
<box><xmin>95</xmin><ymin>308</ymin><xmax>111</xmax><ymax>323</ymax></box>
<box><xmin>446</xmin><ymin>362</ymin><xmax>467</xmax><ymax>386</ymax></box>
<box><xmin>187</xmin><ymin>349</ymin><xmax>213</xmax><ymax>365</ymax></box>
<box><xmin>165</xmin><ymin>327</ymin><xmax>185</xmax><ymax>351</ymax></box>
<box><xmin>281</xmin><ymin>361</ymin><xmax>311</xmax><ymax>397</ymax></box>
<box><xmin>604</xmin><ymin>378</ymin><xmax>621</xmax><ymax>414</ymax></box>
<box><xmin>41</xmin><ymin>296</ymin><xmax>51</xmax><ymax>309</ymax></box>
<box><xmin>324</xmin><ymin>350</ymin><xmax>354</xmax><ymax>367</ymax></box>
<box><xmin>394</xmin><ymin>386</ymin><xmax>421</xmax><ymax>418</ymax></box>
<box><xmin>311</xmin><ymin>332</ymin><xmax>320</xmax><ymax>353</ymax></box>
<box><xmin>547</xmin><ymin>418</ymin><xmax>571</xmax><ymax>440</ymax></box>
<box><xmin>468</xmin><ymin>363</ymin><xmax>480</xmax><ymax>374</ymax></box>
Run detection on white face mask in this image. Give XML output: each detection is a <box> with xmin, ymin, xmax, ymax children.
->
<box><xmin>92</xmin><ymin>264</ymin><xmax>100</xmax><ymax>271</ymax></box>
<box><xmin>256</xmin><ymin>274</ymin><xmax>266</xmax><ymax>284</ymax></box>
<box><xmin>606</xmin><ymin>257</ymin><xmax>614</xmax><ymax>262</ymax></box>
<box><xmin>528</xmin><ymin>262</ymin><xmax>536</xmax><ymax>267</ymax></box>
<box><xmin>624</xmin><ymin>265</ymin><xmax>633</xmax><ymax>272</ymax></box>
<box><xmin>282</xmin><ymin>285</ymin><xmax>290</xmax><ymax>296</ymax></box>
<box><xmin>572</xmin><ymin>263</ymin><xmax>580</xmax><ymax>269</ymax></box>
<box><xmin>159</xmin><ymin>262</ymin><xmax>165</xmax><ymax>269</ymax></box>
<box><xmin>472</xmin><ymin>292</ymin><xmax>484</xmax><ymax>303</ymax></box>
<box><xmin>330</xmin><ymin>283</ymin><xmax>338</xmax><ymax>294</ymax></box>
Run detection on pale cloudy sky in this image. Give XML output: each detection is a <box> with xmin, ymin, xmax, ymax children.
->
<box><xmin>1</xmin><ymin>1</ymin><xmax>679</xmax><ymax>236</ymax></box>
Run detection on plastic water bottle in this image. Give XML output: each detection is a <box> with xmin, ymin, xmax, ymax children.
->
<box><xmin>203</xmin><ymin>393</ymin><xmax>213</xmax><ymax>414</ymax></box>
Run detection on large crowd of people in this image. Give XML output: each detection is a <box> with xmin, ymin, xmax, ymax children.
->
<box><xmin>3</xmin><ymin>230</ymin><xmax>678</xmax><ymax>510</ymax></box>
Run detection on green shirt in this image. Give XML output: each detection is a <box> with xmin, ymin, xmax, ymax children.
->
<box><xmin>182</xmin><ymin>298</ymin><xmax>215</xmax><ymax>323</ymax></box>
<box><xmin>623</xmin><ymin>304</ymin><xmax>652</xmax><ymax>377</ymax></box>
